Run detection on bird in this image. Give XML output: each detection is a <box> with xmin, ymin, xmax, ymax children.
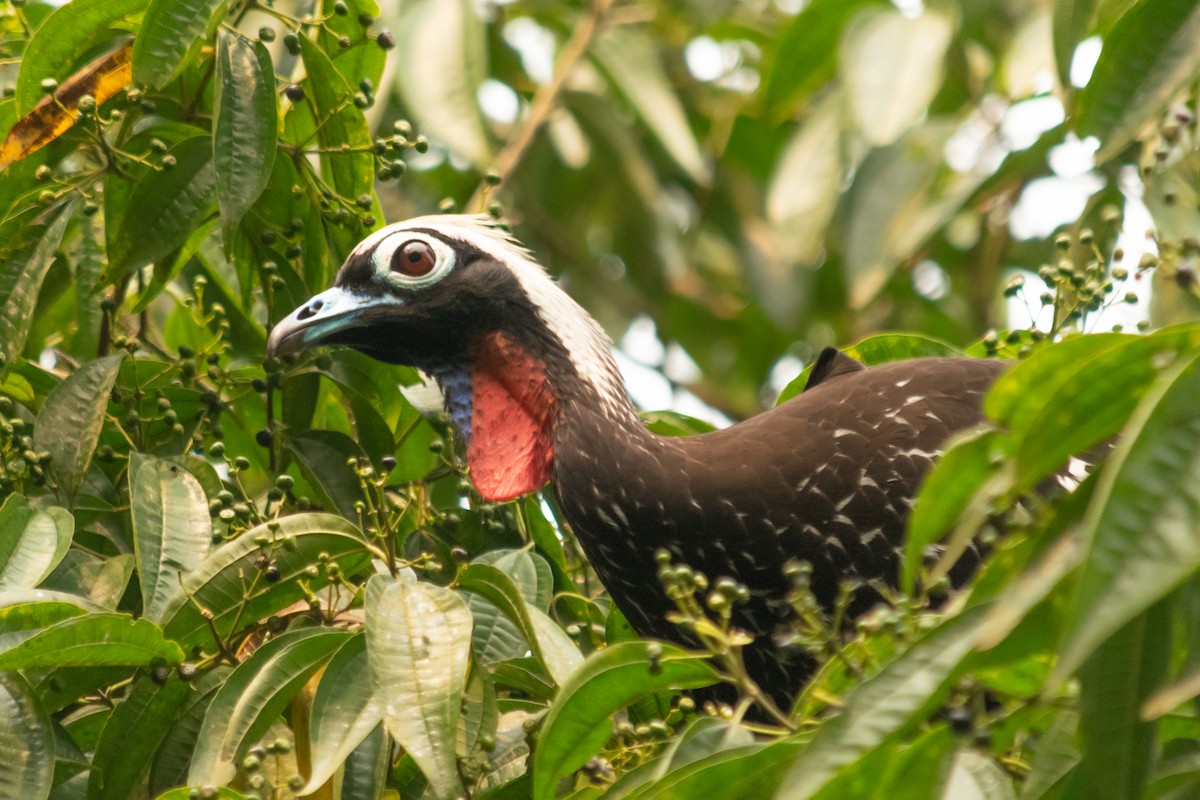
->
<box><xmin>266</xmin><ymin>214</ymin><xmax>1007</xmax><ymax>707</ymax></box>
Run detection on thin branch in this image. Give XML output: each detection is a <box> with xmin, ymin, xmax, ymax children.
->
<box><xmin>468</xmin><ymin>0</ymin><xmax>617</xmax><ymax>210</ymax></box>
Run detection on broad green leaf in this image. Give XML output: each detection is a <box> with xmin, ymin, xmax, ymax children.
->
<box><xmin>1020</xmin><ymin>710</ymin><xmax>1080</xmax><ymax>800</ymax></box>
<box><xmin>189</xmin><ymin>628</ymin><xmax>351</xmax><ymax>787</ymax></box>
<box><xmin>301</xmin><ymin>633</ymin><xmax>383</xmax><ymax>795</ymax></box>
<box><xmin>105</xmin><ymin>136</ymin><xmax>217</xmax><ymax>284</ymax></box>
<box><xmin>590</xmin><ymin>26</ymin><xmax>709</xmax><ymax>184</ymax></box>
<box><xmin>0</xmin><ymin>597</ymin><xmax>91</xmax><ymax>652</ymax></box>
<box><xmin>778</xmin><ymin>334</ymin><xmax>961</xmax><ymax>404</ymax></box>
<box><xmin>148</xmin><ymin>666</ymin><xmax>231</xmax><ymax>794</ymax></box>
<box><xmin>129</xmin><ymin>453</ymin><xmax>211</xmax><ymax>623</ymax></box>
<box><xmin>1074</xmin><ymin>602</ymin><xmax>1169</xmax><ymax>800</ymax></box>
<box><xmin>366</xmin><ymin>573</ymin><xmax>472</xmax><ymax>800</ymax></box>
<box><xmin>297</xmin><ymin>33</ymin><xmax>379</xmax><ymax>257</ymax></box>
<box><xmin>0</xmin><ymin>203</ymin><xmax>72</xmax><ymax>373</ymax></box>
<box><xmin>839</xmin><ymin>120</ymin><xmax>981</xmax><ymax>308</ymax></box>
<box><xmin>1009</xmin><ymin>330</ymin><xmax>1200</xmax><ymax>491</ymax></box>
<box><xmin>466</xmin><ymin>551</ymin><xmax>547</xmax><ymax>665</ymax></box>
<box><xmin>0</xmin><ymin>613</ymin><xmax>183</xmax><ymax>669</ymax></box>
<box><xmin>0</xmin><ymin>672</ymin><xmax>53</xmax><ymax>800</ymax></box>
<box><xmin>766</xmin><ymin>90</ymin><xmax>842</xmax><ymax>269</ymax></box>
<box><xmin>15</xmin><ymin>0</ymin><xmax>147</xmax><ymax>113</ymax></box>
<box><xmin>0</xmin><ymin>496</ymin><xmax>73</xmax><ymax>591</ymax></box>
<box><xmin>762</xmin><ymin>0</ymin><xmax>886</xmax><ymax>117</ymax></box>
<box><xmin>777</xmin><ymin>605</ymin><xmax>987</xmax><ymax>798</ymax></box>
<box><xmin>33</xmin><ymin>353</ymin><xmax>123</xmax><ymax>504</ymax></box>
<box><xmin>39</xmin><ymin>551</ymin><xmax>134</xmax><ymax>610</ymax></box>
<box><xmin>627</xmin><ymin>739</ymin><xmax>804</xmax><ymax>800</ymax></box>
<box><xmin>159</xmin><ymin>513</ymin><xmax>370</xmax><ymax>650</ymax></box>
<box><xmin>132</xmin><ymin>0</ymin><xmax>226</xmax><ymax>88</ymax></box>
<box><xmin>1052</xmin><ymin>351</ymin><xmax>1200</xmax><ymax>684</ymax></box>
<box><xmin>458</xmin><ymin>660</ymin><xmax>499</xmax><ymax>762</ymax></box>
<box><xmin>284</xmin><ymin>429</ymin><xmax>369</xmax><ymax>520</ymax></box>
<box><xmin>391</xmin><ymin>0</ymin><xmax>492</xmax><ymax>168</ymax></box>
<box><xmin>808</xmin><ymin>725</ymin><xmax>956</xmax><ymax>800</ymax></box>
<box><xmin>1052</xmin><ymin>0</ymin><xmax>1099</xmax><ymax>88</ymax></box>
<box><xmin>1078</xmin><ymin>0</ymin><xmax>1200</xmax><ymax>160</ymax></box>
<box><xmin>318</xmin><ymin>0</ymin><xmax>385</xmax><ymax>91</ymax></box>
<box><xmin>532</xmin><ymin>642</ymin><xmax>720</xmax><ymax>800</ymax></box>
<box><xmin>88</xmin><ymin>675</ymin><xmax>191</xmax><ymax>800</ymax></box>
<box><xmin>942</xmin><ymin>750</ymin><xmax>1018</xmax><ymax>800</ymax></box>
<box><xmin>341</xmin><ymin>723</ymin><xmax>389</xmax><ymax>800</ymax></box>
<box><xmin>459</xmin><ymin>560</ymin><xmax>580</xmax><ymax>684</ymax></box>
<box><xmin>213</xmin><ymin>30</ymin><xmax>277</xmax><ymax>252</ymax></box>
<box><xmin>903</xmin><ymin>429</ymin><xmax>1007</xmax><ymax>591</ymax></box>
<box><xmin>840</xmin><ymin>6</ymin><xmax>954</xmax><ymax>146</ymax></box>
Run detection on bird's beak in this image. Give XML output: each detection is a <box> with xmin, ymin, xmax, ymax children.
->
<box><xmin>267</xmin><ymin>286</ymin><xmax>396</xmax><ymax>359</ymax></box>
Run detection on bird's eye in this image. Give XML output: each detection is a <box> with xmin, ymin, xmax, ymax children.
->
<box><xmin>392</xmin><ymin>241</ymin><xmax>437</xmax><ymax>277</ymax></box>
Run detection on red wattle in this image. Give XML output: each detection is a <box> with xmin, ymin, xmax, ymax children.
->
<box><xmin>467</xmin><ymin>333</ymin><xmax>558</xmax><ymax>501</ymax></box>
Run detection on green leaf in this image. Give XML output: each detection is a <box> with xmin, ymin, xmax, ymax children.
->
<box><xmin>15</xmin><ymin>0</ymin><xmax>147</xmax><ymax>114</ymax></box>
<box><xmin>766</xmin><ymin>90</ymin><xmax>842</xmax><ymax>272</ymax></box>
<box><xmin>1074</xmin><ymin>601</ymin><xmax>1169</xmax><ymax>800</ymax></box>
<box><xmin>1020</xmin><ymin>710</ymin><xmax>1080</xmax><ymax>800</ymax></box>
<box><xmin>1078</xmin><ymin>0</ymin><xmax>1200</xmax><ymax>161</ymax></box>
<box><xmin>1052</xmin><ymin>350</ymin><xmax>1200</xmax><ymax>685</ymax></box>
<box><xmin>88</xmin><ymin>675</ymin><xmax>191</xmax><ymax>800</ymax></box>
<box><xmin>213</xmin><ymin>30</ymin><xmax>277</xmax><ymax>252</ymax></box>
<box><xmin>903</xmin><ymin>429</ymin><xmax>1006</xmax><ymax>591</ymax></box>
<box><xmin>301</xmin><ymin>633</ymin><xmax>383</xmax><ymax>795</ymax></box>
<box><xmin>840</xmin><ymin>6</ymin><xmax>955</xmax><ymax>146</ymax></box>
<box><xmin>132</xmin><ymin>0</ymin><xmax>226</xmax><ymax>88</ymax></box>
<box><xmin>188</xmin><ymin>627</ymin><xmax>351</xmax><ymax>787</ymax></box>
<box><xmin>778</xmin><ymin>334</ymin><xmax>961</xmax><ymax>404</ymax></box>
<box><xmin>0</xmin><ymin>496</ymin><xmax>73</xmax><ymax>591</ymax></box>
<box><xmin>943</xmin><ymin>750</ymin><xmax>1018</xmax><ymax>800</ymax></box>
<box><xmin>777</xmin><ymin>605</ymin><xmax>987</xmax><ymax>798</ymax></box>
<box><xmin>32</xmin><ymin>353</ymin><xmax>123</xmax><ymax>504</ymax></box>
<box><xmin>148</xmin><ymin>666</ymin><xmax>231</xmax><ymax>794</ymax></box>
<box><xmin>318</xmin><ymin>0</ymin><xmax>385</xmax><ymax>91</ymax></box>
<box><xmin>40</xmin><ymin>552</ymin><xmax>134</xmax><ymax>610</ymax></box>
<box><xmin>465</xmin><ymin>550</ymin><xmax>549</xmax><ymax>664</ymax></box>
<box><xmin>0</xmin><ymin>613</ymin><xmax>183</xmax><ymax>669</ymax></box>
<box><xmin>341</xmin><ymin>723</ymin><xmax>389</xmax><ymax>800</ymax></box>
<box><xmin>459</xmin><ymin>562</ymin><xmax>581</xmax><ymax>685</ymax></box>
<box><xmin>0</xmin><ymin>672</ymin><xmax>53</xmax><ymax>800</ymax></box>
<box><xmin>366</xmin><ymin>572</ymin><xmax>472</xmax><ymax>800</ymax></box>
<box><xmin>590</xmin><ymin>26</ymin><xmax>709</xmax><ymax>184</ymax></box>
<box><xmin>762</xmin><ymin>0</ymin><xmax>886</xmax><ymax>118</ymax></box>
<box><xmin>628</xmin><ymin>739</ymin><xmax>804</xmax><ymax>800</ymax></box>
<box><xmin>1008</xmin><ymin>330</ymin><xmax>1200</xmax><ymax>491</ymax></box>
<box><xmin>0</xmin><ymin>596</ymin><xmax>94</xmax><ymax>652</ymax></box>
<box><xmin>129</xmin><ymin>452</ymin><xmax>212</xmax><ymax>623</ymax></box>
<box><xmin>297</xmin><ymin>33</ymin><xmax>378</xmax><ymax>256</ymax></box>
<box><xmin>532</xmin><ymin>642</ymin><xmax>719</xmax><ymax>800</ymax></box>
<box><xmin>160</xmin><ymin>513</ymin><xmax>370</xmax><ymax>650</ymax></box>
<box><xmin>105</xmin><ymin>136</ymin><xmax>217</xmax><ymax>284</ymax></box>
<box><xmin>391</xmin><ymin>0</ymin><xmax>492</xmax><ymax>168</ymax></box>
<box><xmin>1052</xmin><ymin>0</ymin><xmax>1099</xmax><ymax>88</ymax></box>
<box><xmin>284</xmin><ymin>430</ymin><xmax>368</xmax><ymax>519</ymax></box>
<box><xmin>0</xmin><ymin>204</ymin><xmax>72</xmax><ymax>373</ymax></box>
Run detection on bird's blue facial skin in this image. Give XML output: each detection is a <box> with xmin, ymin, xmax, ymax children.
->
<box><xmin>427</xmin><ymin>364</ymin><xmax>473</xmax><ymax>440</ymax></box>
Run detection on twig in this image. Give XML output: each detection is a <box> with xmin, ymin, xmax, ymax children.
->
<box><xmin>468</xmin><ymin>0</ymin><xmax>617</xmax><ymax>210</ymax></box>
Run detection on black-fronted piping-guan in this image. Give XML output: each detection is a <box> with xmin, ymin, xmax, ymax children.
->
<box><xmin>266</xmin><ymin>214</ymin><xmax>1007</xmax><ymax>706</ymax></box>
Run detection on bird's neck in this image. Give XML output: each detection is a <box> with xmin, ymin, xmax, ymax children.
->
<box><xmin>432</xmin><ymin>329</ymin><xmax>651</xmax><ymax>502</ymax></box>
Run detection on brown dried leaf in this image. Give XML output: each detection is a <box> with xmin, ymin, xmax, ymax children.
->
<box><xmin>0</xmin><ymin>41</ymin><xmax>133</xmax><ymax>171</ymax></box>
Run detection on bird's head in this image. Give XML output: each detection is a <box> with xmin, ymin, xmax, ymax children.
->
<box><xmin>267</xmin><ymin>214</ymin><xmax>627</xmax><ymax>501</ymax></box>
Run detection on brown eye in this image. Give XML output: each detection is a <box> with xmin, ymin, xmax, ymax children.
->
<box><xmin>392</xmin><ymin>240</ymin><xmax>436</xmax><ymax>277</ymax></box>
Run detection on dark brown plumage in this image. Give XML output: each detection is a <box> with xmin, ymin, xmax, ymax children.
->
<box><xmin>267</xmin><ymin>215</ymin><xmax>1006</xmax><ymax>705</ymax></box>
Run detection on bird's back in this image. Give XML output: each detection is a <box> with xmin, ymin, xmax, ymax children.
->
<box><xmin>553</xmin><ymin>354</ymin><xmax>1007</xmax><ymax>704</ymax></box>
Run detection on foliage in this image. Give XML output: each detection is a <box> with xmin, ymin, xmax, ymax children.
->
<box><xmin>1</xmin><ymin>0</ymin><xmax>1200</xmax><ymax>799</ymax></box>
